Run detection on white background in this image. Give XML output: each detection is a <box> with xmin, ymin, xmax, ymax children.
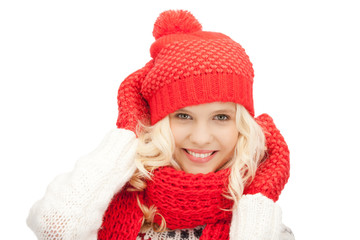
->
<box><xmin>1</xmin><ymin>0</ymin><xmax>359</xmax><ymax>239</ymax></box>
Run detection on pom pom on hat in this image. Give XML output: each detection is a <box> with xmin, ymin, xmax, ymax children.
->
<box><xmin>153</xmin><ymin>10</ymin><xmax>202</xmax><ymax>39</ymax></box>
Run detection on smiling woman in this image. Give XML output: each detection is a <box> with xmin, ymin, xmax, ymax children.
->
<box><xmin>170</xmin><ymin>102</ymin><xmax>240</xmax><ymax>174</ymax></box>
<box><xmin>129</xmin><ymin>101</ymin><xmax>268</xmax><ymax>232</ymax></box>
<box><xmin>27</xmin><ymin>9</ymin><xmax>292</xmax><ymax>240</ymax></box>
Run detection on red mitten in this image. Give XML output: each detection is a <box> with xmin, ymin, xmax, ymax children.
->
<box><xmin>244</xmin><ymin>113</ymin><xmax>290</xmax><ymax>202</ymax></box>
<box><xmin>230</xmin><ymin>113</ymin><xmax>290</xmax><ymax>239</ymax></box>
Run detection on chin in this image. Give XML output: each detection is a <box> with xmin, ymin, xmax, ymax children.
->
<box><xmin>182</xmin><ymin>165</ymin><xmax>216</xmax><ymax>174</ymax></box>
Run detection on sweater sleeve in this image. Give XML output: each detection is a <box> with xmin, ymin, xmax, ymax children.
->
<box><xmin>27</xmin><ymin>128</ymin><xmax>138</xmax><ymax>240</ymax></box>
<box><xmin>229</xmin><ymin>194</ymin><xmax>282</xmax><ymax>240</ymax></box>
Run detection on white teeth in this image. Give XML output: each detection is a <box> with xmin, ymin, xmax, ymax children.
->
<box><xmin>187</xmin><ymin>150</ymin><xmax>213</xmax><ymax>158</ymax></box>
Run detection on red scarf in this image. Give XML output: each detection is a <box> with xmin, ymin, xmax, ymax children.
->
<box><xmin>98</xmin><ymin>167</ymin><xmax>233</xmax><ymax>239</ymax></box>
<box><xmin>98</xmin><ymin>114</ymin><xmax>290</xmax><ymax>239</ymax></box>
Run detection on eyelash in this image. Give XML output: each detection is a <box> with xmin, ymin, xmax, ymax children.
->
<box><xmin>214</xmin><ymin>114</ymin><xmax>230</xmax><ymax>121</ymax></box>
<box><xmin>176</xmin><ymin>113</ymin><xmax>192</xmax><ymax>120</ymax></box>
<box><xmin>175</xmin><ymin>113</ymin><xmax>230</xmax><ymax>121</ymax></box>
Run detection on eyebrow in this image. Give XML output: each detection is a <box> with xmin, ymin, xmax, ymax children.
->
<box><xmin>174</xmin><ymin>108</ymin><xmax>236</xmax><ymax>115</ymax></box>
<box><xmin>212</xmin><ymin>109</ymin><xmax>236</xmax><ymax>115</ymax></box>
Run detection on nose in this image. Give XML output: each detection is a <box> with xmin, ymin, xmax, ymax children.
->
<box><xmin>189</xmin><ymin>122</ymin><xmax>213</xmax><ymax>146</ymax></box>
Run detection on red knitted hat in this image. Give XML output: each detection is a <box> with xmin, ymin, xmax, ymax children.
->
<box><xmin>117</xmin><ymin>10</ymin><xmax>254</xmax><ymax>132</ymax></box>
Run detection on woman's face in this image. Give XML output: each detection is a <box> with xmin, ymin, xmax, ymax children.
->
<box><xmin>169</xmin><ymin>102</ymin><xmax>239</xmax><ymax>174</ymax></box>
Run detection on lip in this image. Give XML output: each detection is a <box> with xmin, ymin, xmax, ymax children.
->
<box><xmin>186</xmin><ymin>149</ymin><xmax>215</xmax><ymax>154</ymax></box>
<box><xmin>183</xmin><ymin>149</ymin><xmax>217</xmax><ymax>163</ymax></box>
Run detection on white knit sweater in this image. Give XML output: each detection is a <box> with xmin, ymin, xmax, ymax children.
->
<box><xmin>27</xmin><ymin>129</ymin><xmax>292</xmax><ymax>240</ymax></box>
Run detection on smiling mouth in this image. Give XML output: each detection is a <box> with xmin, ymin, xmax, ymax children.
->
<box><xmin>185</xmin><ymin>149</ymin><xmax>216</xmax><ymax>158</ymax></box>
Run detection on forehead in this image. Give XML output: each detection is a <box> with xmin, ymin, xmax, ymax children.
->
<box><xmin>176</xmin><ymin>102</ymin><xmax>236</xmax><ymax>112</ymax></box>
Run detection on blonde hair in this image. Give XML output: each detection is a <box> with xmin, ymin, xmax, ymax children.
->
<box><xmin>129</xmin><ymin>104</ymin><xmax>266</xmax><ymax>231</ymax></box>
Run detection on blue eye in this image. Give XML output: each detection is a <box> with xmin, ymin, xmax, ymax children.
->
<box><xmin>214</xmin><ymin>114</ymin><xmax>229</xmax><ymax>121</ymax></box>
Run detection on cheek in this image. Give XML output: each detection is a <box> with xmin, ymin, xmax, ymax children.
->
<box><xmin>230</xmin><ymin>132</ymin><xmax>239</xmax><ymax>147</ymax></box>
<box><xmin>170</xmin><ymin>125</ymin><xmax>185</xmax><ymax>145</ymax></box>
<box><xmin>222</xmin><ymin>127</ymin><xmax>238</xmax><ymax>148</ymax></box>
<box><xmin>219</xmin><ymin>131</ymin><xmax>238</xmax><ymax>168</ymax></box>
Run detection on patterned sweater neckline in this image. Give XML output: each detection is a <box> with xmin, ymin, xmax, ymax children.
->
<box><xmin>137</xmin><ymin>225</ymin><xmax>205</xmax><ymax>240</ymax></box>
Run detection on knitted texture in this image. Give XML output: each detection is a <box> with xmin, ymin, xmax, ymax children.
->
<box><xmin>97</xmin><ymin>185</ymin><xmax>143</xmax><ymax>239</ymax></box>
<box><xmin>152</xmin><ymin>10</ymin><xmax>202</xmax><ymax>40</ymax></box>
<box><xmin>116</xmin><ymin>10</ymin><xmax>254</xmax><ymax>131</ymax></box>
<box><xmin>137</xmin><ymin>225</ymin><xmax>205</xmax><ymax>240</ymax></box>
<box><xmin>145</xmin><ymin>37</ymin><xmax>254</xmax><ymax>124</ymax></box>
<box><xmin>98</xmin><ymin>167</ymin><xmax>232</xmax><ymax>240</ymax></box>
<box><xmin>27</xmin><ymin>129</ymin><xmax>138</xmax><ymax>240</ymax></box>
<box><xmin>27</xmin><ymin>10</ymin><xmax>291</xmax><ymax>240</ymax></box>
<box><xmin>146</xmin><ymin>167</ymin><xmax>233</xmax><ymax>229</ymax></box>
<box><xmin>138</xmin><ymin>223</ymin><xmax>294</xmax><ymax>240</ymax></box>
<box><xmin>99</xmin><ymin>114</ymin><xmax>290</xmax><ymax>239</ymax></box>
<box><xmin>248</xmin><ymin>114</ymin><xmax>290</xmax><ymax>201</ymax></box>
<box><xmin>117</xmin><ymin>60</ymin><xmax>154</xmax><ymax>133</ymax></box>
<box><xmin>230</xmin><ymin>194</ymin><xmax>282</xmax><ymax>240</ymax></box>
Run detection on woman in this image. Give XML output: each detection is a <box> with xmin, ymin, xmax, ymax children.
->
<box><xmin>28</xmin><ymin>10</ymin><xmax>294</xmax><ymax>240</ymax></box>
